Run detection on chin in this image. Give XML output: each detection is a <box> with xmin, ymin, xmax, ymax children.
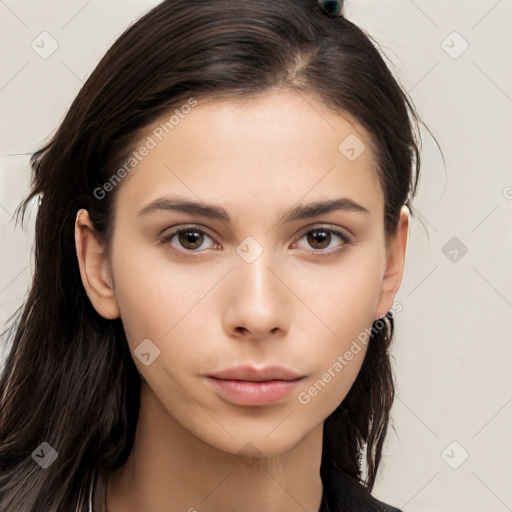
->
<box><xmin>192</xmin><ymin>420</ymin><xmax>318</xmax><ymax>460</ymax></box>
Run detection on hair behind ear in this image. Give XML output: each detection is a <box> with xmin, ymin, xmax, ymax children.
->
<box><xmin>322</xmin><ymin>315</ymin><xmax>395</xmax><ymax>491</ymax></box>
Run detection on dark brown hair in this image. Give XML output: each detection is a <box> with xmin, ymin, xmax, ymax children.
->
<box><xmin>0</xmin><ymin>1</ymin><xmax>423</xmax><ymax>510</ymax></box>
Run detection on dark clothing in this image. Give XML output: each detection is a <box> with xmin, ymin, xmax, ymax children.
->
<box><xmin>91</xmin><ymin>457</ymin><xmax>403</xmax><ymax>512</ymax></box>
<box><xmin>319</xmin><ymin>456</ymin><xmax>403</xmax><ymax>511</ymax></box>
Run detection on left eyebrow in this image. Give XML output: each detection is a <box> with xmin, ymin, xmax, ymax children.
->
<box><xmin>137</xmin><ymin>195</ymin><xmax>370</xmax><ymax>224</ymax></box>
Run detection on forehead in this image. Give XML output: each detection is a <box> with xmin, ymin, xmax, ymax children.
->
<box><xmin>114</xmin><ymin>89</ymin><xmax>383</xmax><ymax>219</ymax></box>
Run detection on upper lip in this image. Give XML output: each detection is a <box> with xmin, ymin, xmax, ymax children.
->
<box><xmin>207</xmin><ymin>365</ymin><xmax>304</xmax><ymax>382</ymax></box>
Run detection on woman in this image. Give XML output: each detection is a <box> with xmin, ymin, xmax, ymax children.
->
<box><xmin>0</xmin><ymin>1</ymin><xmax>424</xmax><ymax>510</ymax></box>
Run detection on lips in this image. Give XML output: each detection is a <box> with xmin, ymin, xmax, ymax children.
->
<box><xmin>206</xmin><ymin>364</ymin><xmax>304</xmax><ymax>382</ymax></box>
<box><xmin>205</xmin><ymin>365</ymin><xmax>306</xmax><ymax>406</ymax></box>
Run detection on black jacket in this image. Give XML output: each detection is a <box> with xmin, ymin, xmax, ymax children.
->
<box><xmin>90</xmin><ymin>458</ymin><xmax>403</xmax><ymax>512</ymax></box>
<box><xmin>320</xmin><ymin>456</ymin><xmax>403</xmax><ymax>512</ymax></box>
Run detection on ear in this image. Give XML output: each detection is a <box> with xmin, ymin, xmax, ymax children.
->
<box><xmin>75</xmin><ymin>209</ymin><xmax>120</xmax><ymax>320</ymax></box>
<box><xmin>374</xmin><ymin>205</ymin><xmax>409</xmax><ymax>320</ymax></box>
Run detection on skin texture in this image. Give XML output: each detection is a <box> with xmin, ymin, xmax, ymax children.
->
<box><xmin>75</xmin><ymin>89</ymin><xmax>409</xmax><ymax>512</ymax></box>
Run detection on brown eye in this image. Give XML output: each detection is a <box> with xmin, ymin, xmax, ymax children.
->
<box><xmin>306</xmin><ymin>229</ymin><xmax>332</xmax><ymax>250</ymax></box>
<box><xmin>177</xmin><ymin>230</ymin><xmax>204</xmax><ymax>250</ymax></box>
<box><xmin>293</xmin><ymin>225</ymin><xmax>353</xmax><ymax>255</ymax></box>
<box><xmin>159</xmin><ymin>225</ymin><xmax>217</xmax><ymax>254</ymax></box>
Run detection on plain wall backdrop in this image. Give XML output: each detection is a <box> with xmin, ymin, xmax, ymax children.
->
<box><xmin>1</xmin><ymin>1</ymin><xmax>511</xmax><ymax>510</ymax></box>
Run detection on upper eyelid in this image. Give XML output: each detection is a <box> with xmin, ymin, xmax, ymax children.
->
<box><xmin>162</xmin><ymin>222</ymin><xmax>351</xmax><ymax>235</ymax></box>
<box><xmin>161</xmin><ymin>223</ymin><xmax>353</xmax><ymax>245</ymax></box>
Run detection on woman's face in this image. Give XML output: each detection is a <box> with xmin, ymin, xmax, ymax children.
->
<box><xmin>77</xmin><ymin>89</ymin><xmax>408</xmax><ymax>458</ymax></box>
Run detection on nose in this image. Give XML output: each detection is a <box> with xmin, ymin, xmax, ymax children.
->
<box><xmin>221</xmin><ymin>246</ymin><xmax>290</xmax><ymax>341</ymax></box>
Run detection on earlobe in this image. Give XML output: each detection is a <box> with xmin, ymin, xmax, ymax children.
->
<box><xmin>374</xmin><ymin>205</ymin><xmax>409</xmax><ymax>321</ymax></box>
<box><xmin>75</xmin><ymin>209</ymin><xmax>120</xmax><ymax>320</ymax></box>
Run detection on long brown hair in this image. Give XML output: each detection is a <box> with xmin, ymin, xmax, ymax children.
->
<box><xmin>0</xmin><ymin>1</ymin><xmax>423</xmax><ymax>510</ymax></box>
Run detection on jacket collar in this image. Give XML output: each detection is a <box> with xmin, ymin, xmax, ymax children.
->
<box><xmin>320</xmin><ymin>456</ymin><xmax>403</xmax><ymax>512</ymax></box>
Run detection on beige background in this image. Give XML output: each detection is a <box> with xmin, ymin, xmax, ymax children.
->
<box><xmin>1</xmin><ymin>0</ymin><xmax>511</xmax><ymax>510</ymax></box>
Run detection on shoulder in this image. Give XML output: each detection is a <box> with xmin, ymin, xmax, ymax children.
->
<box><xmin>320</xmin><ymin>456</ymin><xmax>403</xmax><ymax>512</ymax></box>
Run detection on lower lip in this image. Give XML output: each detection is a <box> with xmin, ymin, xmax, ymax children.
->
<box><xmin>206</xmin><ymin>376</ymin><xmax>304</xmax><ymax>406</ymax></box>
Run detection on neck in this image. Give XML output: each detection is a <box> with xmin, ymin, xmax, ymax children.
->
<box><xmin>106</xmin><ymin>383</ymin><xmax>324</xmax><ymax>512</ymax></box>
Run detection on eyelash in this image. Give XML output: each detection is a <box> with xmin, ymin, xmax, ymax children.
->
<box><xmin>158</xmin><ymin>224</ymin><xmax>354</xmax><ymax>258</ymax></box>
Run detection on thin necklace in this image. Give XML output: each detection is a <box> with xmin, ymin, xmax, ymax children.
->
<box><xmin>103</xmin><ymin>472</ymin><xmax>109</xmax><ymax>512</ymax></box>
<box><xmin>87</xmin><ymin>469</ymin><xmax>109</xmax><ymax>512</ymax></box>
<box><xmin>87</xmin><ymin>470</ymin><xmax>94</xmax><ymax>512</ymax></box>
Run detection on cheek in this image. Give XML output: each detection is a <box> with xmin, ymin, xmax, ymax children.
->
<box><xmin>293</xmin><ymin>249</ymin><xmax>384</xmax><ymax>410</ymax></box>
<box><xmin>299</xmin><ymin>245</ymin><xmax>385</xmax><ymax>335</ymax></box>
<box><xmin>110</xmin><ymin>239</ymin><xmax>223</xmax><ymax>361</ymax></box>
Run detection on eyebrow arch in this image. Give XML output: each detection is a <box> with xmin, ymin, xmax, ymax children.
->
<box><xmin>137</xmin><ymin>195</ymin><xmax>370</xmax><ymax>224</ymax></box>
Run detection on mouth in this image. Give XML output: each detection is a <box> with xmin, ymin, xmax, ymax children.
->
<box><xmin>207</xmin><ymin>364</ymin><xmax>304</xmax><ymax>382</ymax></box>
<box><xmin>207</xmin><ymin>376</ymin><xmax>305</xmax><ymax>405</ymax></box>
<box><xmin>206</xmin><ymin>376</ymin><xmax>305</xmax><ymax>406</ymax></box>
<box><xmin>205</xmin><ymin>365</ymin><xmax>306</xmax><ymax>406</ymax></box>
